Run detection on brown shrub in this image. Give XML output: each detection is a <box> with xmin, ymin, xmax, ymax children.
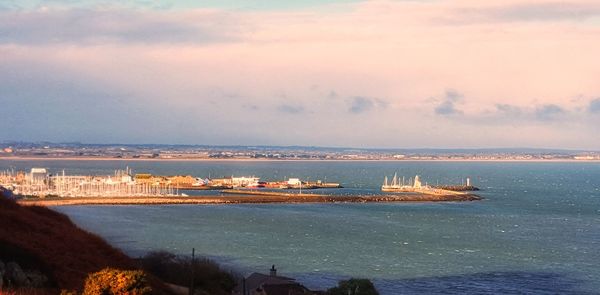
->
<box><xmin>82</xmin><ymin>268</ymin><xmax>152</xmax><ymax>295</ymax></box>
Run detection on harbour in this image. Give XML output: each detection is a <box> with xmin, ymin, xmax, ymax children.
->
<box><xmin>0</xmin><ymin>164</ymin><xmax>479</xmax><ymax>203</ymax></box>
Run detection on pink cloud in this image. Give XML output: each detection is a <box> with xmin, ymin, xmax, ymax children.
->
<box><xmin>2</xmin><ymin>0</ymin><xmax>600</xmax><ymax>148</ymax></box>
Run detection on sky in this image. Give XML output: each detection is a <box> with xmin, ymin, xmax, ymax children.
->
<box><xmin>1</xmin><ymin>0</ymin><xmax>600</xmax><ymax>149</ymax></box>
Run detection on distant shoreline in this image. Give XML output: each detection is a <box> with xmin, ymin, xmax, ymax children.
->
<box><xmin>1</xmin><ymin>156</ymin><xmax>598</xmax><ymax>162</ymax></box>
<box><xmin>16</xmin><ymin>193</ymin><xmax>482</xmax><ymax>206</ymax></box>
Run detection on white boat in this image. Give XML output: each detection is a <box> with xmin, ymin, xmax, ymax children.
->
<box><xmin>381</xmin><ymin>174</ymin><xmax>423</xmax><ymax>192</ymax></box>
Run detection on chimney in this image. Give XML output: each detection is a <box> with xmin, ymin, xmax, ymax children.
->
<box><xmin>270</xmin><ymin>265</ymin><xmax>277</xmax><ymax>276</ymax></box>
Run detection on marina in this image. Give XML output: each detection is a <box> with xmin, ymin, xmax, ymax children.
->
<box><xmin>0</xmin><ymin>168</ymin><xmax>341</xmax><ymax>198</ymax></box>
<box><xmin>0</xmin><ymin>168</ymin><xmax>176</xmax><ymax>198</ymax></box>
<box><xmin>0</xmin><ymin>167</ymin><xmax>346</xmax><ymax>199</ymax></box>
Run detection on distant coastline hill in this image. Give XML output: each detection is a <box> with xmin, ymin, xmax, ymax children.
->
<box><xmin>1</xmin><ymin>141</ymin><xmax>598</xmax><ymax>161</ymax></box>
<box><xmin>0</xmin><ymin>141</ymin><xmax>596</xmax><ymax>154</ymax></box>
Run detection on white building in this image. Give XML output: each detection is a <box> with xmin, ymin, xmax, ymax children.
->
<box><xmin>287</xmin><ymin>178</ymin><xmax>302</xmax><ymax>186</ymax></box>
<box><xmin>232</xmin><ymin>176</ymin><xmax>260</xmax><ymax>187</ymax></box>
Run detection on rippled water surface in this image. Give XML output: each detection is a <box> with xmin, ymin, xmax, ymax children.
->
<box><xmin>2</xmin><ymin>160</ymin><xmax>599</xmax><ymax>294</ymax></box>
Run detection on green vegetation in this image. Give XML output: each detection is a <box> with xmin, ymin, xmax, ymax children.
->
<box><xmin>327</xmin><ymin>278</ymin><xmax>379</xmax><ymax>295</ymax></box>
<box><xmin>139</xmin><ymin>251</ymin><xmax>237</xmax><ymax>295</ymax></box>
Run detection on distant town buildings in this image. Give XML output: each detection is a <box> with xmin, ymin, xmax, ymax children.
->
<box><xmin>0</xmin><ymin>142</ymin><xmax>599</xmax><ymax>161</ymax></box>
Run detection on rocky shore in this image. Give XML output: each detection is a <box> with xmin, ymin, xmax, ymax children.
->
<box><xmin>17</xmin><ymin>193</ymin><xmax>481</xmax><ymax>206</ymax></box>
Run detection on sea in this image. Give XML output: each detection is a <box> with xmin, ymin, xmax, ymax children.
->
<box><xmin>1</xmin><ymin>160</ymin><xmax>599</xmax><ymax>294</ymax></box>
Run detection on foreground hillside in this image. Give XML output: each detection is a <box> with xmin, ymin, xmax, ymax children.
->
<box><xmin>0</xmin><ymin>191</ymin><xmax>376</xmax><ymax>295</ymax></box>
<box><xmin>0</xmin><ymin>192</ymin><xmax>168</xmax><ymax>294</ymax></box>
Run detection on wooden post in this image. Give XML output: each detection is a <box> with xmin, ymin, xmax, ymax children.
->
<box><xmin>189</xmin><ymin>248</ymin><xmax>195</xmax><ymax>295</ymax></box>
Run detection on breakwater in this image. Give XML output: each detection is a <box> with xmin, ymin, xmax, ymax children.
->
<box><xmin>434</xmin><ymin>185</ymin><xmax>479</xmax><ymax>191</ymax></box>
<box><xmin>221</xmin><ymin>189</ymin><xmax>328</xmax><ymax>197</ymax></box>
<box><xmin>17</xmin><ymin>192</ymin><xmax>481</xmax><ymax>206</ymax></box>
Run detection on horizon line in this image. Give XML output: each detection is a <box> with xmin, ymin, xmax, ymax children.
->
<box><xmin>1</xmin><ymin>141</ymin><xmax>598</xmax><ymax>153</ymax></box>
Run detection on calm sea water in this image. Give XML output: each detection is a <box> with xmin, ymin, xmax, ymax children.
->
<box><xmin>2</xmin><ymin>160</ymin><xmax>599</xmax><ymax>294</ymax></box>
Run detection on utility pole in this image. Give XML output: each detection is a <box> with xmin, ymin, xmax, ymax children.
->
<box><xmin>189</xmin><ymin>248</ymin><xmax>195</xmax><ymax>295</ymax></box>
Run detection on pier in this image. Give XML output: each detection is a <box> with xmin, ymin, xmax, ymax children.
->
<box><xmin>434</xmin><ymin>185</ymin><xmax>479</xmax><ymax>191</ymax></box>
<box><xmin>433</xmin><ymin>177</ymin><xmax>479</xmax><ymax>191</ymax></box>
